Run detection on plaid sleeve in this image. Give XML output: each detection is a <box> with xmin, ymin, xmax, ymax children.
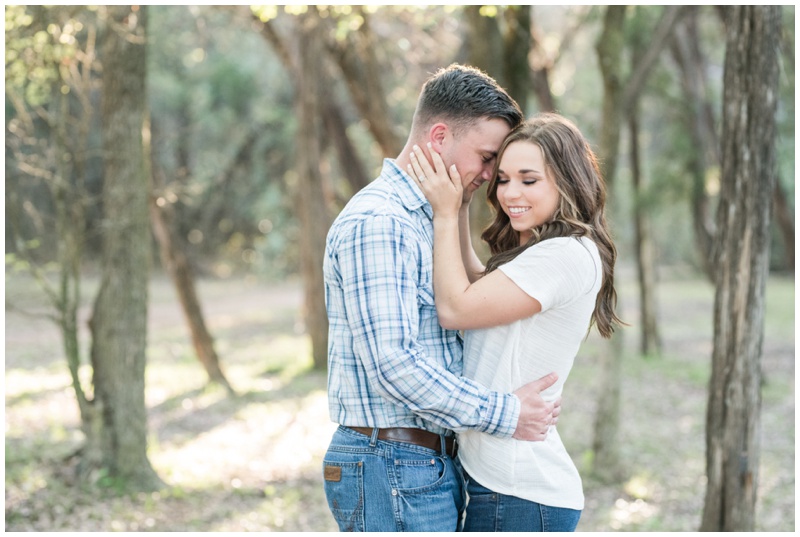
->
<box><xmin>338</xmin><ymin>214</ymin><xmax>520</xmax><ymax>436</ymax></box>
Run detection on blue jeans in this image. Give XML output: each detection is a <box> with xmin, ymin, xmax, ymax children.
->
<box><xmin>322</xmin><ymin>426</ymin><xmax>465</xmax><ymax>532</ymax></box>
<box><xmin>463</xmin><ymin>471</ymin><xmax>581</xmax><ymax>532</ymax></box>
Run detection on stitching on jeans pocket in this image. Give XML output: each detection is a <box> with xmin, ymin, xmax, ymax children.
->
<box><xmin>323</xmin><ymin>460</ymin><xmax>364</xmax><ymax>531</ymax></box>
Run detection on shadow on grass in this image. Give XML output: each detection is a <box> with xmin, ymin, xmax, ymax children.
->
<box><xmin>6</xmin><ymin>385</ymin><xmax>72</xmax><ymax>408</ymax></box>
<box><xmin>5</xmin><ymin>366</ymin><xmax>335</xmax><ymax>532</ymax></box>
<box><xmin>5</xmin><ymin>463</ymin><xmax>332</xmax><ymax>532</ymax></box>
<box><xmin>149</xmin><ymin>368</ymin><xmax>326</xmax><ymax>447</ymax></box>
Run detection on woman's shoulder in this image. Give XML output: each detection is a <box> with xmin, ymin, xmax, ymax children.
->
<box><xmin>499</xmin><ymin>235</ymin><xmax>601</xmax><ymax>306</ymax></box>
<box><xmin>512</xmin><ymin>236</ymin><xmax>600</xmax><ymax>275</ymax></box>
<box><xmin>524</xmin><ymin>236</ymin><xmax>597</xmax><ymax>257</ymax></box>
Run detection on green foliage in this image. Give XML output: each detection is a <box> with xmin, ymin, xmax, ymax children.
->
<box><xmin>6</xmin><ymin>250</ymin><xmax>31</xmax><ymax>274</ymax></box>
<box><xmin>146</xmin><ymin>6</ymin><xmax>300</xmax><ymax>276</ymax></box>
<box><xmin>5</xmin><ymin>6</ymin><xmax>58</xmax><ymax>106</ymax></box>
<box><xmin>5</xmin><ymin>6</ymin><xmax>91</xmax><ymax>106</ymax></box>
<box><xmin>94</xmin><ymin>469</ymin><xmax>131</xmax><ymax>494</ymax></box>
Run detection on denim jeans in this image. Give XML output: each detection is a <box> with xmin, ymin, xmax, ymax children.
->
<box><xmin>463</xmin><ymin>471</ymin><xmax>581</xmax><ymax>532</ymax></box>
<box><xmin>322</xmin><ymin>426</ymin><xmax>465</xmax><ymax>532</ymax></box>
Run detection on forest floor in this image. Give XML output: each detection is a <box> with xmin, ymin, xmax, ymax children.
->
<box><xmin>4</xmin><ymin>268</ymin><xmax>795</xmax><ymax>532</ymax></box>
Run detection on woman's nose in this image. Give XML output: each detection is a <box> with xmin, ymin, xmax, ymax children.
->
<box><xmin>503</xmin><ymin>183</ymin><xmax>520</xmax><ymax>200</ymax></box>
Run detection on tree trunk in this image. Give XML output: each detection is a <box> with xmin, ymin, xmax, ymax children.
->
<box><xmin>590</xmin><ymin>331</ymin><xmax>624</xmax><ymax>483</ymax></box>
<box><xmin>5</xmin><ymin>7</ymin><xmax>106</xmax><ymax>479</ymax></box>
<box><xmin>90</xmin><ymin>4</ymin><xmax>162</xmax><ymax>490</ymax></box>
<box><xmin>322</xmin><ymin>101</ymin><xmax>371</xmax><ymax>195</ymax></box>
<box><xmin>595</xmin><ymin>6</ymin><xmax>626</xmax><ymax>184</ymax></box>
<box><xmin>148</xmin><ymin>188</ymin><xmax>235</xmax><ymax>395</ymax></box>
<box><xmin>323</xmin><ymin>7</ymin><xmax>403</xmax><ymax>157</ymax></box>
<box><xmin>150</xmin><ymin>201</ymin><xmax>233</xmax><ymax>392</ymax></box>
<box><xmin>461</xmin><ymin>7</ymin><xmax>505</xmax><ymax>262</ymax></box>
<box><xmin>529</xmin><ymin>8</ymin><xmax>557</xmax><ymax>113</ymax></box>
<box><xmin>590</xmin><ymin>5</ymin><xmax>626</xmax><ymax>482</ymax></box>
<box><xmin>629</xmin><ymin>111</ymin><xmax>661</xmax><ymax>356</ymax></box>
<box><xmin>591</xmin><ymin>5</ymin><xmax>685</xmax><ymax>480</ymax></box>
<box><xmin>773</xmin><ymin>24</ymin><xmax>795</xmax><ymax>271</ymax></box>
<box><xmin>503</xmin><ymin>5</ymin><xmax>532</xmax><ymax>114</ymax></box>
<box><xmin>700</xmin><ymin>5</ymin><xmax>780</xmax><ymax>531</ymax></box>
<box><xmin>462</xmin><ymin>6</ymin><xmax>505</xmax><ymax>85</ymax></box>
<box><xmin>671</xmin><ymin>11</ymin><xmax>718</xmax><ymax>281</ymax></box>
<box><xmin>627</xmin><ymin>6</ymin><xmax>662</xmax><ymax>357</ymax></box>
<box><xmin>147</xmin><ymin>118</ymin><xmax>235</xmax><ymax>395</ymax></box>
<box><xmin>252</xmin><ymin>8</ymin><xmax>332</xmax><ymax>370</ymax></box>
<box><xmin>296</xmin><ymin>8</ymin><xmax>331</xmax><ymax>370</ymax></box>
<box><xmin>772</xmin><ymin>177</ymin><xmax>795</xmax><ymax>271</ymax></box>
<box><xmin>250</xmin><ymin>8</ymin><xmax>372</xmax><ymax>201</ymax></box>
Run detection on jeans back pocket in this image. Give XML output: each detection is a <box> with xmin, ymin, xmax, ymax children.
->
<box><xmin>323</xmin><ymin>460</ymin><xmax>365</xmax><ymax>531</ymax></box>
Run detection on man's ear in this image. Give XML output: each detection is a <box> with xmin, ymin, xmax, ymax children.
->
<box><xmin>429</xmin><ymin>122</ymin><xmax>448</xmax><ymax>153</ymax></box>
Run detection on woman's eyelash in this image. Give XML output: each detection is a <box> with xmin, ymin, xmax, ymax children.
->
<box><xmin>496</xmin><ymin>178</ymin><xmax>537</xmax><ymax>184</ymax></box>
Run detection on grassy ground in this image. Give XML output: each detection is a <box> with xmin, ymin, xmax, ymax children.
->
<box><xmin>4</xmin><ymin>269</ymin><xmax>795</xmax><ymax>531</ymax></box>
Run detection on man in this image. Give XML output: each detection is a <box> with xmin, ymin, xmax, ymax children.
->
<box><xmin>322</xmin><ymin>64</ymin><xmax>560</xmax><ymax>532</ymax></box>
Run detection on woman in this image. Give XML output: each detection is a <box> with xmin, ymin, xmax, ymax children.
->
<box><xmin>407</xmin><ymin>113</ymin><xmax>622</xmax><ymax>532</ymax></box>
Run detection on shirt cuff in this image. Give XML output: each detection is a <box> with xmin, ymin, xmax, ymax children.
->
<box><xmin>479</xmin><ymin>392</ymin><xmax>521</xmax><ymax>438</ymax></box>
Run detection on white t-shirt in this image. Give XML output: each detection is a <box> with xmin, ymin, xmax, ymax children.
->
<box><xmin>458</xmin><ymin>236</ymin><xmax>602</xmax><ymax>510</ymax></box>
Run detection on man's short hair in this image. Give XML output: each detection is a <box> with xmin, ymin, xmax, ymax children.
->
<box><xmin>412</xmin><ymin>64</ymin><xmax>523</xmax><ymax>137</ymax></box>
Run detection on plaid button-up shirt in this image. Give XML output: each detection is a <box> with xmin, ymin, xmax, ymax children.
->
<box><xmin>323</xmin><ymin>159</ymin><xmax>520</xmax><ymax>437</ymax></box>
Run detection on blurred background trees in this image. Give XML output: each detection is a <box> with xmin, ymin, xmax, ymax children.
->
<box><xmin>5</xmin><ymin>4</ymin><xmax>794</xmax><ymax>529</ymax></box>
<box><xmin>6</xmin><ymin>5</ymin><xmax>795</xmax><ymax>290</ymax></box>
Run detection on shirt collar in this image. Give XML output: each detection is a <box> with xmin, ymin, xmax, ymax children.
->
<box><xmin>382</xmin><ymin>158</ymin><xmax>433</xmax><ymax>221</ymax></box>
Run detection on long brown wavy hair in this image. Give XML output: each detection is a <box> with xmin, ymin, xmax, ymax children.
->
<box><xmin>481</xmin><ymin>113</ymin><xmax>622</xmax><ymax>338</ymax></box>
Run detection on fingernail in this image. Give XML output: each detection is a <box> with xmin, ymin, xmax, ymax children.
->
<box><xmin>413</xmin><ymin>145</ymin><xmax>420</xmax><ymax>151</ymax></box>
<box><xmin>427</xmin><ymin>142</ymin><xmax>432</xmax><ymax>148</ymax></box>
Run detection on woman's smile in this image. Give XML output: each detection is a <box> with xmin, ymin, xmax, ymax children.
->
<box><xmin>508</xmin><ymin>206</ymin><xmax>531</xmax><ymax>217</ymax></box>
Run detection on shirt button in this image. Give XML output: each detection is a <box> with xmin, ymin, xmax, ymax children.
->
<box><xmin>391</xmin><ymin>489</ymin><xmax>398</xmax><ymax>496</ymax></box>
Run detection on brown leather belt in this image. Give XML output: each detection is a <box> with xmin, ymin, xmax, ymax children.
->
<box><xmin>349</xmin><ymin>426</ymin><xmax>458</xmax><ymax>458</ymax></box>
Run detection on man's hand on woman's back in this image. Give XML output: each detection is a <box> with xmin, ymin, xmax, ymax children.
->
<box><xmin>512</xmin><ymin>372</ymin><xmax>561</xmax><ymax>441</ymax></box>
